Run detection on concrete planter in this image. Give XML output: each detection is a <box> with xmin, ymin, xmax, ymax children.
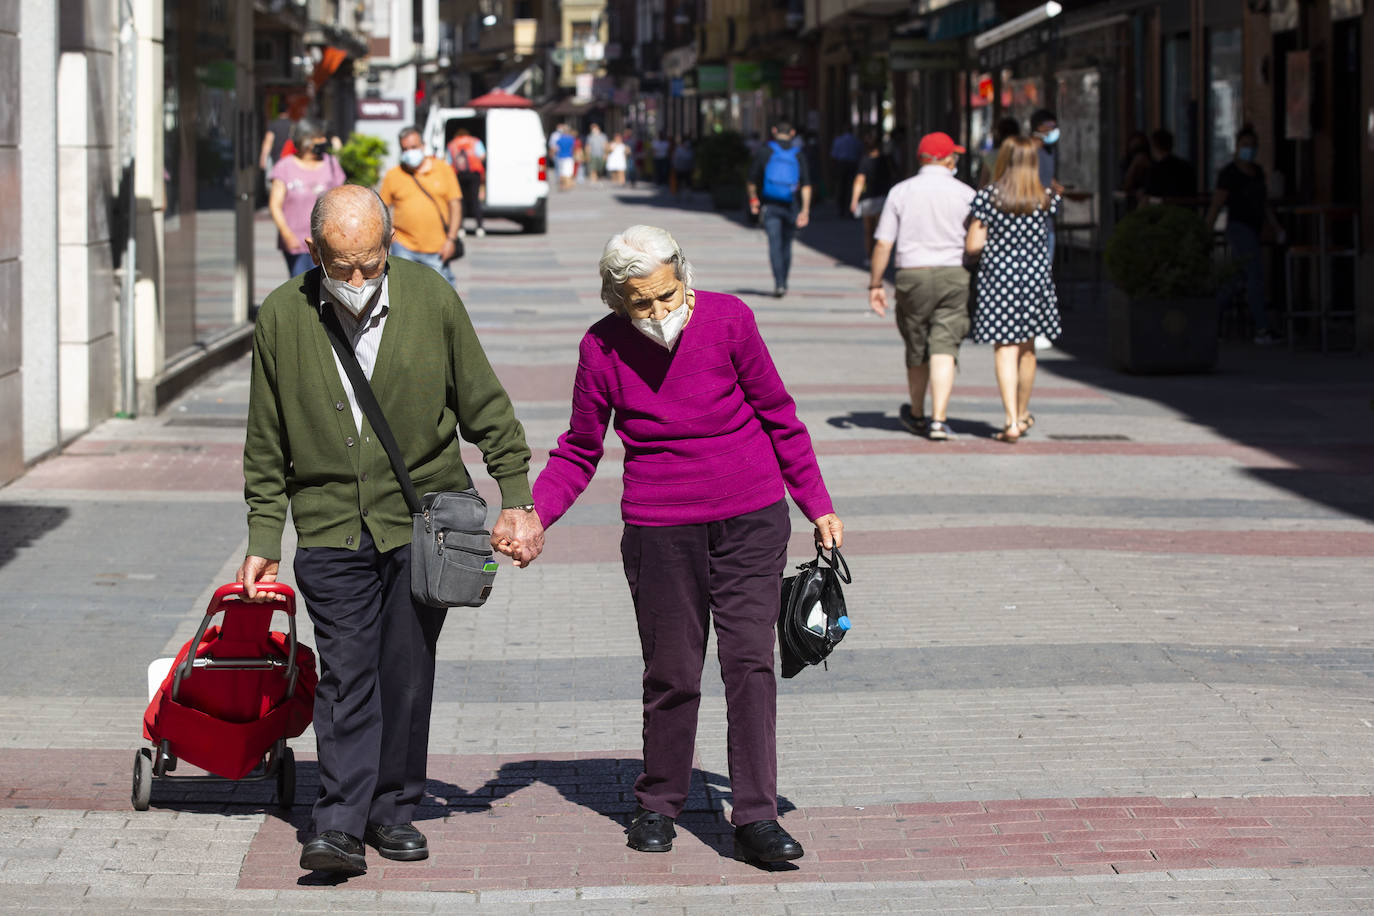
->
<box><xmin>1108</xmin><ymin>287</ymin><xmax>1220</xmax><ymax>374</ymax></box>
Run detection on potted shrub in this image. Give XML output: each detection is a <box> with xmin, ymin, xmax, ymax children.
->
<box><xmin>337</xmin><ymin>133</ymin><xmax>389</xmax><ymax>188</ymax></box>
<box><xmin>1103</xmin><ymin>204</ymin><xmax>1223</xmax><ymax>373</ymax></box>
<box><xmin>693</xmin><ymin>130</ymin><xmax>750</xmax><ymax>211</ymax></box>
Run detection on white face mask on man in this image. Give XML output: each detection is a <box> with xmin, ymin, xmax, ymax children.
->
<box><xmin>631</xmin><ymin>295</ymin><xmax>692</xmax><ymax>349</ymax></box>
<box><xmin>322</xmin><ymin>272</ymin><xmax>384</xmax><ymax>316</ymax></box>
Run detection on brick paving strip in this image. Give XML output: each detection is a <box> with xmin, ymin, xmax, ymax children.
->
<box><xmin>4</xmin><ymin>749</ymin><xmax>1373</xmax><ymax>891</ymax></box>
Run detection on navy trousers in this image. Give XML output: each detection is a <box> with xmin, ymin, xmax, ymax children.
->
<box><xmin>293</xmin><ymin>529</ymin><xmax>446</xmax><ymax>837</ymax></box>
<box><xmin>762</xmin><ymin>204</ymin><xmax>797</xmax><ymax>290</ymax></box>
<box><xmin>620</xmin><ymin>499</ymin><xmax>791</xmax><ymax>826</ymax></box>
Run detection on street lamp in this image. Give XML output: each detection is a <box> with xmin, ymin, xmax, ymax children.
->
<box><xmin>973</xmin><ymin>2</ymin><xmax>1062</xmax><ymax>51</ymax></box>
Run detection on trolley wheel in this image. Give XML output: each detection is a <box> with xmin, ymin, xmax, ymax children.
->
<box><xmin>276</xmin><ymin>746</ymin><xmax>296</xmax><ymax>809</ymax></box>
<box><xmin>132</xmin><ymin>748</ymin><xmax>153</xmax><ymax>811</ymax></box>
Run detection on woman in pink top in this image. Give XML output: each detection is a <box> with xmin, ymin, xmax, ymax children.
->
<box><xmin>532</xmin><ymin>225</ymin><xmax>844</xmax><ymax>866</ymax></box>
<box><xmin>268</xmin><ymin>119</ymin><xmax>345</xmax><ymax>277</ymax></box>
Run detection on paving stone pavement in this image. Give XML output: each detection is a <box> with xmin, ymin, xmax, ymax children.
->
<box><xmin>2</xmin><ymin>186</ymin><xmax>1373</xmax><ymax>912</ymax></box>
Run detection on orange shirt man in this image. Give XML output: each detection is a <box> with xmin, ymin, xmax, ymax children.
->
<box><xmin>379</xmin><ymin>127</ymin><xmax>462</xmax><ymax>278</ymax></box>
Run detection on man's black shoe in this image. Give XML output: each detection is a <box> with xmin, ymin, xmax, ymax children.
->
<box><xmin>734</xmin><ymin>819</ymin><xmax>804</xmax><ymax>864</ymax></box>
<box><xmin>299</xmin><ymin>830</ymin><xmax>367</xmax><ymax>875</ymax></box>
<box><xmin>626</xmin><ymin>805</ymin><xmax>675</xmax><ymax>852</ymax></box>
<box><xmin>364</xmin><ymin>822</ymin><xmax>429</xmax><ymax>861</ymax></box>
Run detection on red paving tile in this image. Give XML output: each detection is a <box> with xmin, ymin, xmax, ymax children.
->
<box><xmin>5</xmin><ymin>748</ymin><xmax>1374</xmax><ymax>889</ymax></box>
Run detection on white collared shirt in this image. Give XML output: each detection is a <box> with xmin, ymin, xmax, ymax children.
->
<box><xmin>874</xmin><ymin>164</ymin><xmax>976</xmax><ymax>269</ymax></box>
<box><xmin>318</xmin><ymin>274</ymin><xmax>391</xmax><ymax>434</ymax></box>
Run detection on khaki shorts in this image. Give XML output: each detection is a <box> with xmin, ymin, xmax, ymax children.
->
<box><xmin>894</xmin><ymin>266</ymin><xmax>971</xmax><ymax>367</ymax></box>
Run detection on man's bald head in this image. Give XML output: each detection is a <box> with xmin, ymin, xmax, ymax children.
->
<box><xmin>310</xmin><ymin>184</ymin><xmax>392</xmax><ymax>255</ymax></box>
<box><xmin>306</xmin><ymin>185</ymin><xmax>393</xmax><ymax>288</ymax></box>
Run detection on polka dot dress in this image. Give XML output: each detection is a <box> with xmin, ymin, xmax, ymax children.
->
<box><xmin>970</xmin><ymin>187</ymin><xmax>1063</xmax><ymax>345</ymax></box>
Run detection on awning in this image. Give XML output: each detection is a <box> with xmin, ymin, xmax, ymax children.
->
<box><xmin>469</xmin><ymin>88</ymin><xmax>534</xmax><ymax>109</ymax></box>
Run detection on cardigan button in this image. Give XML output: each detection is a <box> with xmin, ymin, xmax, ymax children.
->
<box><xmin>345</xmin><ymin>436</ymin><xmax>355</xmax><ymax>447</ymax></box>
<box><xmin>361</xmin><ymin>508</ymin><xmax>369</xmax><ymax>517</ymax></box>
<box><xmin>360</xmin><ymin>472</ymin><xmax>368</xmax><ymax>482</ymax></box>
<box><xmin>335</xmin><ymin>400</ymin><xmax>345</xmax><ymax>411</ymax></box>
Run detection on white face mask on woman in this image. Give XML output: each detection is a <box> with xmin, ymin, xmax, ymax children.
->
<box><xmin>631</xmin><ymin>295</ymin><xmax>691</xmax><ymax>349</ymax></box>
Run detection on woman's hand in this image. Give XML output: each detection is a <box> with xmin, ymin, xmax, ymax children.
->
<box><xmin>812</xmin><ymin>514</ymin><xmax>844</xmax><ymax>550</ymax></box>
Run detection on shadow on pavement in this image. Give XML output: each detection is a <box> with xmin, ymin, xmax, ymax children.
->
<box><xmin>826</xmin><ymin>410</ymin><xmax>1004</xmax><ymax>440</ymax></box>
<box><xmin>0</xmin><ymin>504</ymin><xmax>71</xmax><ymax>571</ymax></box>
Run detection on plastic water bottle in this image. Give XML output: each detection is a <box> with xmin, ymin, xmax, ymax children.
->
<box><xmin>836</xmin><ymin>615</ymin><xmax>851</xmax><ymax>631</ymax></box>
<box><xmin>805</xmin><ymin>601</ymin><xmax>825</xmax><ymax>635</ymax></box>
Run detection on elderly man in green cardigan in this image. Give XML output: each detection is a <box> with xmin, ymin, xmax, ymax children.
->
<box><xmin>236</xmin><ymin>184</ymin><xmax>543</xmax><ymax>876</ymax></box>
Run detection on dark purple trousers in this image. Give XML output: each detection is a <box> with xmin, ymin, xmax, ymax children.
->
<box><xmin>620</xmin><ymin>498</ymin><xmax>790</xmax><ymax>826</ymax></box>
<box><xmin>294</xmin><ymin>529</ymin><xmax>446</xmax><ymax>837</ymax></box>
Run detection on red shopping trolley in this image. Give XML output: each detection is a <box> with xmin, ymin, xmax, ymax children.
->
<box><xmin>134</xmin><ymin>582</ymin><xmax>317</xmax><ymax>811</ymax></box>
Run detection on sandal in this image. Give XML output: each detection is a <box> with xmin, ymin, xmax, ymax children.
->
<box><xmin>1018</xmin><ymin>414</ymin><xmax>1035</xmax><ymax>436</ymax></box>
<box><xmin>993</xmin><ymin>424</ymin><xmax>1021</xmax><ymax>444</ymax></box>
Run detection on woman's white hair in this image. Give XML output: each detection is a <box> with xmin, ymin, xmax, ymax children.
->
<box><xmin>599</xmin><ymin>225</ymin><xmax>695</xmax><ymax>312</ymax></box>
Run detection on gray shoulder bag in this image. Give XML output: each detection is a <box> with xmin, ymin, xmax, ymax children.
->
<box><xmin>318</xmin><ymin>293</ymin><xmax>497</xmax><ymax>608</ymax></box>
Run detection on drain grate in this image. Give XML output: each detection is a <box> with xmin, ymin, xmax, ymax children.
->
<box><xmin>164</xmin><ymin>417</ymin><xmax>248</xmax><ymax>428</ymax></box>
<box><xmin>1047</xmin><ymin>434</ymin><xmax>1131</xmax><ymax>441</ymax></box>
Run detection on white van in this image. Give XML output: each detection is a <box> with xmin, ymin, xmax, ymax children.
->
<box><xmin>422</xmin><ymin>106</ymin><xmax>549</xmax><ymax>233</ymax></box>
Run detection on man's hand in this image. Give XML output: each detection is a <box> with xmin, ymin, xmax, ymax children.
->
<box><xmin>440</xmin><ymin>238</ymin><xmax>457</xmax><ymax>262</ymax></box>
<box><xmin>491</xmin><ymin>508</ymin><xmax>546</xmax><ymax>568</ymax></box>
<box><xmin>812</xmin><ymin>514</ymin><xmax>844</xmax><ymax>550</ymax></box>
<box><xmin>236</xmin><ymin>555</ymin><xmax>281</xmax><ymax>601</ymax></box>
<box><xmin>796</xmin><ymin>208</ymin><xmax>810</xmax><ymax>229</ymax></box>
<box><xmin>868</xmin><ymin>286</ymin><xmax>888</xmax><ymax>317</ymax></box>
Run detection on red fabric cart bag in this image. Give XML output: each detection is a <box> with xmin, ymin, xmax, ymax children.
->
<box><xmin>143</xmin><ymin>605</ymin><xmax>318</xmax><ymax>780</ymax></box>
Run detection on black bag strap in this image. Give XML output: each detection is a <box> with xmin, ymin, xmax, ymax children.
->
<box><xmin>313</xmin><ymin>272</ymin><xmax>423</xmax><ymax>517</ymax></box>
<box><xmin>815</xmin><ymin>545</ymin><xmax>851</xmax><ymax>584</ymax></box>
<box><xmin>408</xmin><ymin>169</ymin><xmax>450</xmax><ymax>233</ymax></box>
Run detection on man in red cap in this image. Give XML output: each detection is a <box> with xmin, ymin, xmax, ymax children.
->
<box><xmin>867</xmin><ymin>131</ymin><xmax>975</xmax><ymax>441</ymax></box>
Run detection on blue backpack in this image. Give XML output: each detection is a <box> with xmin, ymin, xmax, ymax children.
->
<box><xmin>762</xmin><ymin>141</ymin><xmax>801</xmax><ymax>204</ymax></box>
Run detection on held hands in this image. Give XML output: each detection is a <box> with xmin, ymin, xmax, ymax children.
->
<box><xmin>491</xmin><ymin>508</ymin><xmax>546</xmax><ymax>568</ymax></box>
<box><xmin>868</xmin><ymin>286</ymin><xmax>888</xmax><ymax>318</ymax></box>
<box><xmin>812</xmin><ymin>513</ymin><xmax>844</xmax><ymax>551</ymax></box>
<box><xmin>235</xmin><ymin>555</ymin><xmax>281</xmax><ymax>602</ymax></box>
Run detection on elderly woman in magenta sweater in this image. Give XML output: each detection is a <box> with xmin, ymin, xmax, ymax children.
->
<box><xmin>532</xmin><ymin>225</ymin><xmax>844</xmax><ymax>865</ymax></box>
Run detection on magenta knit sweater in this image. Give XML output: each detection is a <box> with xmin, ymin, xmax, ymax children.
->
<box><xmin>533</xmin><ymin>290</ymin><xmax>834</xmax><ymax>528</ymax></box>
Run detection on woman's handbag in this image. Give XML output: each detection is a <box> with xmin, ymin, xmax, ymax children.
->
<box><xmin>319</xmin><ymin>301</ymin><xmax>497</xmax><ymax>608</ymax></box>
<box><xmin>777</xmin><ymin>546</ymin><xmax>852</xmax><ymax>678</ymax></box>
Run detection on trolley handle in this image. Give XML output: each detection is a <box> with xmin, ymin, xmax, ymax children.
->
<box><xmin>172</xmin><ymin>582</ymin><xmax>301</xmax><ymax>701</ymax></box>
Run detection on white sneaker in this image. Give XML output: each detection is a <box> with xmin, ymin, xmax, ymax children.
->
<box><xmin>474</xmin><ymin>227</ymin><xmax>486</xmax><ymax>238</ymax></box>
<box><xmin>1034</xmin><ymin>335</ymin><xmax>1052</xmax><ymax>351</ymax></box>
<box><xmin>456</xmin><ymin>227</ymin><xmax>466</xmax><ymax>238</ymax></box>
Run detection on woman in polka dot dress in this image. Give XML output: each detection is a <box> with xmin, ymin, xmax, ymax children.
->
<box><xmin>964</xmin><ymin>136</ymin><xmax>1063</xmax><ymax>443</ymax></box>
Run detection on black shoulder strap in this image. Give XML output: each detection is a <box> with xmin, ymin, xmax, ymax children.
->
<box><xmin>312</xmin><ymin>273</ymin><xmax>423</xmax><ymax>517</ymax></box>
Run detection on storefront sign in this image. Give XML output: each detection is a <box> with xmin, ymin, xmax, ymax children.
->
<box><xmin>1285</xmin><ymin>50</ymin><xmax>1311</xmax><ymax>140</ymax></box>
<box><xmin>890</xmin><ymin>39</ymin><xmax>964</xmax><ymax>72</ymax></box>
<box><xmin>781</xmin><ymin>65</ymin><xmax>809</xmax><ymax>89</ymax></box>
<box><xmin>928</xmin><ymin>0</ymin><xmax>999</xmax><ymax>41</ymax></box>
<box><xmin>697</xmin><ymin>64</ymin><xmax>727</xmax><ymax>94</ymax></box>
<box><xmin>732</xmin><ymin>61</ymin><xmax>763</xmax><ymax>92</ymax></box>
<box><xmin>356</xmin><ymin>98</ymin><xmax>405</xmax><ymax>120</ymax></box>
<box><xmin>977</xmin><ymin>22</ymin><xmax>1057</xmax><ymax>71</ymax></box>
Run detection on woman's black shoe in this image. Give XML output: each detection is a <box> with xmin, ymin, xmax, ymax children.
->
<box><xmin>299</xmin><ymin>830</ymin><xmax>367</xmax><ymax>875</ymax></box>
<box><xmin>626</xmin><ymin>806</ymin><xmax>675</xmax><ymax>852</ymax></box>
<box><xmin>734</xmin><ymin>819</ymin><xmax>804</xmax><ymax>863</ymax></box>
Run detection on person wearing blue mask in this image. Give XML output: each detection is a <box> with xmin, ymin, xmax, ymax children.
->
<box><xmin>1205</xmin><ymin>124</ymin><xmax>1286</xmax><ymax>345</ymax></box>
<box><xmin>1030</xmin><ymin>110</ymin><xmax>1063</xmax><ymax>260</ymax></box>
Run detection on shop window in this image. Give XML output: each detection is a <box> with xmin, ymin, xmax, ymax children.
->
<box><xmin>1205</xmin><ymin>27</ymin><xmax>1244</xmax><ymax>188</ymax></box>
<box><xmin>1162</xmin><ymin>34</ymin><xmax>1192</xmax><ymax>163</ymax></box>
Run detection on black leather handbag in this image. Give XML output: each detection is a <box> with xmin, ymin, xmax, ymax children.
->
<box><xmin>777</xmin><ymin>546</ymin><xmax>852</xmax><ymax>678</ymax></box>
